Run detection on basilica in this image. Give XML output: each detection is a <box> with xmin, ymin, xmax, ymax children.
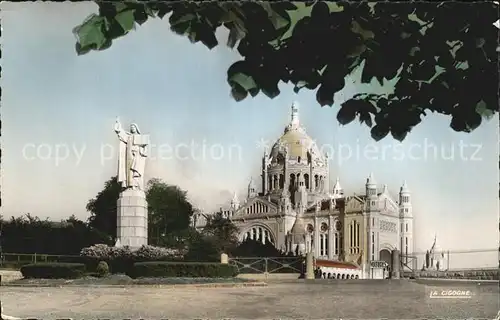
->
<box><xmin>192</xmin><ymin>103</ymin><xmax>415</xmax><ymax>277</ymax></box>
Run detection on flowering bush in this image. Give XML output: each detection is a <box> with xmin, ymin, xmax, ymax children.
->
<box><xmin>80</xmin><ymin>244</ymin><xmax>115</xmax><ymax>259</ymax></box>
<box><xmin>80</xmin><ymin>244</ymin><xmax>184</xmax><ymax>261</ymax></box>
<box><xmin>134</xmin><ymin>245</ymin><xmax>185</xmax><ymax>260</ymax></box>
<box><xmin>79</xmin><ymin>244</ymin><xmax>185</xmax><ymax>275</ymax></box>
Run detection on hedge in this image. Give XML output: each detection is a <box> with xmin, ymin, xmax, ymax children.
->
<box><xmin>20</xmin><ymin>262</ymin><xmax>86</xmax><ymax>279</ymax></box>
<box><xmin>130</xmin><ymin>262</ymin><xmax>238</xmax><ymax>278</ymax></box>
<box><xmin>78</xmin><ymin>244</ymin><xmax>185</xmax><ymax>274</ymax></box>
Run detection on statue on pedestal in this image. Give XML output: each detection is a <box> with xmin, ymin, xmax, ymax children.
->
<box><xmin>114</xmin><ymin>118</ymin><xmax>150</xmax><ymax>191</ymax></box>
<box><xmin>113</xmin><ymin>118</ymin><xmax>150</xmax><ymax>248</ymax></box>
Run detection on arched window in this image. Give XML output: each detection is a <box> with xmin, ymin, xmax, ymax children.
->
<box><xmin>334</xmin><ymin>232</ymin><xmax>339</xmax><ymax>255</ymax></box>
<box><xmin>320</xmin><ymin>234</ymin><xmax>324</xmax><ymax>256</ymax></box>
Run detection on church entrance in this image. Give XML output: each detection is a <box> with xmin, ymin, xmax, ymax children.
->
<box><xmin>379</xmin><ymin>249</ymin><xmax>392</xmax><ymax>277</ymax></box>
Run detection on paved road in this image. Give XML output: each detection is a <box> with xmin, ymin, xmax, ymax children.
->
<box><xmin>1</xmin><ymin>280</ymin><xmax>498</xmax><ymax>319</ymax></box>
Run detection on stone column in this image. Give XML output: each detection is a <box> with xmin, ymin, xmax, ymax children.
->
<box><xmin>262</xmin><ymin>155</ymin><xmax>268</xmax><ymax>194</ymax></box>
<box><xmin>306</xmin><ymin>252</ymin><xmax>314</xmax><ymax>279</ymax></box>
<box><xmin>314</xmin><ymin>217</ymin><xmax>319</xmax><ymax>257</ymax></box>
<box><xmin>328</xmin><ymin>216</ymin><xmax>334</xmax><ymax>259</ymax></box>
<box><xmin>391</xmin><ymin>249</ymin><xmax>401</xmax><ymax>279</ymax></box>
<box><xmin>116</xmin><ymin>189</ymin><xmax>148</xmax><ymax>249</ymax></box>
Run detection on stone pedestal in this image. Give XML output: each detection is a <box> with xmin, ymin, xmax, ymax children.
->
<box><xmin>116</xmin><ymin>189</ymin><xmax>148</xmax><ymax>249</ymax></box>
<box><xmin>305</xmin><ymin>252</ymin><xmax>314</xmax><ymax>280</ymax></box>
<box><xmin>391</xmin><ymin>249</ymin><xmax>400</xmax><ymax>279</ymax></box>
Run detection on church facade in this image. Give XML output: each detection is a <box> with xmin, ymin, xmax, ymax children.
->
<box><xmin>193</xmin><ymin>103</ymin><xmax>415</xmax><ymax>276</ymax></box>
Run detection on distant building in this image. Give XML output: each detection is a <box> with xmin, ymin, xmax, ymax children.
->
<box><xmin>193</xmin><ymin>103</ymin><xmax>415</xmax><ymax>278</ymax></box>
<box><xmin>423</xmin><ymin>235</ymin><xmax>447</xmax><ymax>271</ymax></box>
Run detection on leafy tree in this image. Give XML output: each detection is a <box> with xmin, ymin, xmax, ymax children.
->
<box><xmin>184</xmin><ymin>232</ymin><xmax>220</xmax><ymax>262</ymax></box>
<box><xmin>0</xmin><ymin>213</ymin><xmax>110</xmax><ymax>255</ymax></box>
<box><xmin>73</xmin><ymin>2</ymin><xmax>497</xmax><ymax>141</ymax></box>
<box><xmin>85</xmin><ymin>176</ymin><xmax>196</xmax><ymax>246</ymax></box>
<box><xmin>146</xmin><ymin>178</ymin><xmax>195</xmax><ymax>246</ymax></box>
<box><xmin>86</xmin><ymin>176</ymin><xmax>122</xmax><ymax>240</ymax></box>
<box><xmin>202</xmin><ymin>212</ymin><xmax>240</xmax><ymax>254</ymax></box>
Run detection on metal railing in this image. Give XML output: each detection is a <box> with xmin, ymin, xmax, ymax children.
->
<box><xmin>228</xmin><ymin>256</ymin><xmax>305</xmax><ymax>275</ymax></box>
<box><xmin>0</xmin><ymin>253</ymin><xmax>83</xmax><ymax>268</ymax></box>
<box><xmin>400</xmin><ymin>248</ymin><xmax>498</xmax><ymax>272</ymax></box>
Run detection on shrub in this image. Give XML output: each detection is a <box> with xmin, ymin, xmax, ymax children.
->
<box><xmin>184</xmin><ymin>235</ymin><xmax>220</xmax><ymax>262</ymax></box>
<box><xmin>134</xmin><ymin>245</ymin><xmax>184</xmax><ymax>261</ymax></box>
<box><xmin>131</xmin><ymin>262</ymin><xmax>238</xmax><ymax>278</ymax></box>
<box><xmin>96</xmin><ymin>261</ymin><xmax>109</xmax><ymax>277</ymax></box>
<box><xmin>20</xmin><ymin>262</ymin><xmax>86</xmax><ymax>279</ymax></box>
<box><xmin>80</xmin><ymin>244</ymin><xmax>183</xmax><ymax>260</ymax></box>
<box><xmin>79</xmin><ymin>244</ymin><xmax>185</xmax><ymax>274</ymax></box>
<box><xmin>79</xmin><ymin>244</ymin><xmax>116</xmax><ymax>259</ymax></box>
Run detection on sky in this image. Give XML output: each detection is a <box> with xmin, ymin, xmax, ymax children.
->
<box><xmin>1</xmin><ymin>2</ymin><xmax>498</xmax><ymax>268</ymax></box>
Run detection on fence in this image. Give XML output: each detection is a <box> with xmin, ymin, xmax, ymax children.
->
<box><xmin>2</xmin><ymin>249</ymin><xmax>497</xmax><ymax>277</ymax></box>
<box><xmin>228</xmin><ymin>256</ymin><xmax>305</xmax><ymax>275</ymax></box>
<box><xmin>0</xmin><ymin>253</ymin><xmax>84</xmax><ymax>268</ymax></box>
<box><xmin>401</xmin><ymin>248</ymin><xmax>498</xmax><ymax>271</ymax></box>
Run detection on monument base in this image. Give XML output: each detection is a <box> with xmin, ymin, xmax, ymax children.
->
<box><xmin>116</xmin><ymin>188</ymin><xmax>148</xmax><ymax>249</ymax></box>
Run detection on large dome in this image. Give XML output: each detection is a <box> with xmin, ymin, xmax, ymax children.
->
<box><xmin>269</xmin><ymin>103</ymin><xmax>325</xmax><ymax>165</ymax></box>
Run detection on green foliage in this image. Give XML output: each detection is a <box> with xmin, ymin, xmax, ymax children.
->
<box><xmin>182</xmin><ymin>212</ymin><xmax>239</xmax><ymax>262</ymax></box>
<box><xmin>0</xmin><ymin>214</ymin><xmax>112</xmax><ymax>255</ymax></box>
<box><xmin>131</xmin><ymin>261</ymin><xmax>238</xmax><ymax>278</ymax></box>
<box><xmin>85</xmin><ymin>177</ymin><xmax>195</xmax><ymax>246</ymax></box>
<box><xmin>20</xmin><ymin>262</ymin><xmax>86</xmax><ymax>279</ymax></box>
<box><xmin>86</xmin><ymin>176</ymin><xmax>122</xmax><ymax>240</ymax></box>
<box><xmin>201</xmin><ymin>212</ymin><xmax>240</xmax><ymax>254</ymax></box>
<box><xmin>96</xmin><ymin>261</ymin><xmax>110</xmax><ymax>277</ymax></box>
<box><xmin>80</xmin><ymin>244</ymin><xmax>184</xmax><ymax>274</ymax></box>
<box><xmin>74</xmin><ymin>2</ymin><xmax>497</xmax><ymax>141</ymax></box>
<box><xmin>146</xmin><ymin>178</ymin><xmax>195</xmax><ymax>246</ymax></box>
<box><xmin>184</xmin><ymin>233</ymin><xmax>221</xmax><ymax>263</ymax></box>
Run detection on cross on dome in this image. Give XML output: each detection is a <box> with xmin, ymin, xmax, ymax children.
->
<box><xmin>366</xmin><ymin>172</ymin><xmax>376</xmax><ymax>185</ymax></box>
<box><xmin>400</xmin><ymin>180</ymin><xmax>410</xmax><ymax>193</ymax></box>
<box><xmin>290</xmin><ymin>102</ymin><xmax>300</xmax><ymax>129</ymax></box>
